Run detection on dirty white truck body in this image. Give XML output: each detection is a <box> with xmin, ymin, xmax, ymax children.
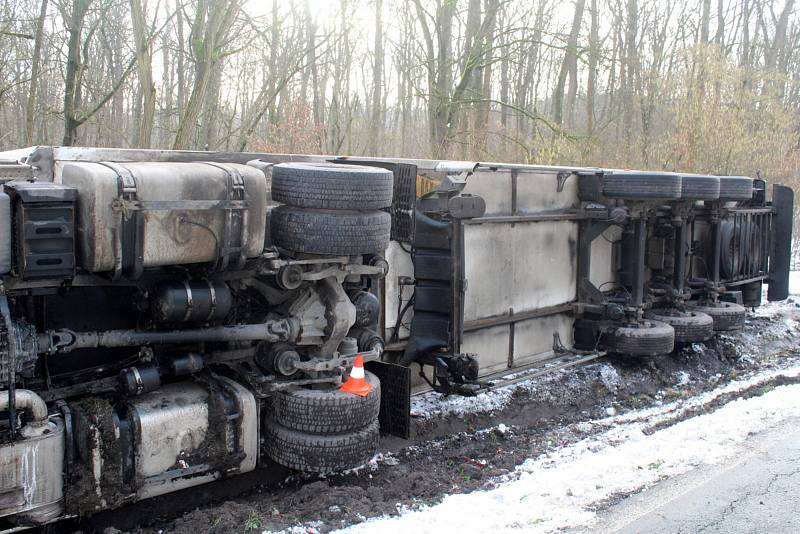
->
<box><xmin>0</xmin><ymin>146</ymin><xmax>788</xmax><ymax>529</ymax></box>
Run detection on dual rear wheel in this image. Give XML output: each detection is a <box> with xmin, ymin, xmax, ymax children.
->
<box><xmin>269</xmin><ymin>162</ymin><xmax>393</xmax><ymax>256</ymax></box>
<box><xmin>264</xmin><ymin>162</ymin><xmax>391</xmax><ymax>473</ymax></box>
<box><xmin>265</xmin><ymin>372</ymin><xmax>381</xmax><ymax>473</ymax></box>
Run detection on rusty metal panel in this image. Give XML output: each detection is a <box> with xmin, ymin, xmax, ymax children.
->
<box><xmin>460</xmin><ymin>324</ymin><xmax>510</xmax><ymax>374</ymax></box>
<box><xmin>463</xmin><ymin>220</ymin><xmax>578</xmax><ymax>322</ymax></box>
<box><xmin>515</xmin><ymin>171</ymin><xmax>579</xmax><ymax>212</ymax></box>
<box><xmin>589</xmin><ymin>226</ymin><xmax>621</xmax><ymax>288</ymax></box>
<box><xmin>512</xmin><ymin>313</ymin><xmax>573</xmax><ymax>364</ymax></box>
<box><xmin>384</xmin><ymin>241</ymin><xmax>415</xmax><ymax>342</ymax></box>
<box><xmin>461</xmin><ymin>169</ymin><xmax>513</xmax><ymax>215</ymax></box>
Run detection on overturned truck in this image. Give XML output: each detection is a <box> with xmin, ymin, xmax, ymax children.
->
<box><xmin>0</xmin><ymin>146</ymin><xmax>792</xmax><ymax>529</ymax></box>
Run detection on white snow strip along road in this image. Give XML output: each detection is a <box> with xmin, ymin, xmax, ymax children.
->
<box><xmin>332</xmin><ymin>365</ymin><xmax>800</xmax><ymax>534</ymax></box>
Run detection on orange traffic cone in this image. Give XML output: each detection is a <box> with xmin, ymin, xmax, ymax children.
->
<box><xmin>339</xmin><ymin>354</ymin><xmax>373</xmax><ymax>396</ymax></box>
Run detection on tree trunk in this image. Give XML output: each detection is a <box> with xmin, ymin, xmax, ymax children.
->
<box><xmin>586</xmin><ymin>0</ymin><xmax>598</xmax><ymax>136</ymax></box>
<box><xmin>368</xmin><ymin>0</ymin><xmax>383</xmax><ymax>156</ymax></box>
<box><xmin>622</xmin><ymin>0</ymin><xmax>638</xmax><ymax>144</ymax></box>
<box><xmin>176</xmin><ymin>1</ymin><xmax>186</xmax><ymax>114</ymax></box>
<box><xmin>700</xmin><ymin>0</ymin><xmax>711</xmax><ymax>43</ymax></box>
<box><xmin>477</xmin><ymin>0</ymin><xmax>499</xmax><ymax>154</ymax></box>
<box><xmin>552</xmin><ymin>0</ymin><xmax>586</xmax><ymax>128</ymax></box>
<box><xmin>25</xmin><ymin>0</ymin><xmax>48</xmax><ymax>146</ymax></box>
<box><xmin>62</xmin><ymin>0</ymin><xmax>92</xmax><ymax>146</ymax></box>
<box><xmin>740</xmin><ymin>0</ymin><xmax>751</xmax><ymax>67</ymax></box>
<box><xmin>434</xmin><ymin>0</ymin><xmax>455</xmax><ymax>156</ymax></box>
<box><xmin>130</xmin><ymin>0</ymin><xmax>155</xmax><ymax>148</ymax></box>
<box><xmin>173</xmin><ymin>0</ymin><xmax>242</xmax><ymax>150</ymax></box>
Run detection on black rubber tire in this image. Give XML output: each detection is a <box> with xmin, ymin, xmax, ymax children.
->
<box><xmin>269</xmin><ymin>372</ymin><xmax>381</xmax><ymax>434</ymax></box>
<box><xmin>744</xmin><ymin>221</ymin><xmax>766</xmax><ymax>275</ymax></box>
<box><xmin>271</xmin><ymin>162</ymin><xmax>394</xmax><ymax>210</ymax></box>
<box><xmin>264</xmin><ymin>419</ymin><xmax>380</xmax><ymax>473</ymax></box>
<box><xmin>271</xmin><ymin>206</ymin><xmax>391</xmax><ymax>255</ymax></box>
<box><xmin>741</xmin><ymin>280</ymin><xmax>763</xmax><ymax>308</ymax></box>
<box><xmin>718</xmin><ymin>176</ymin><xmax>753</xmax><ymax>201</ymax></box>
<box><xmin>602</xmin><ymin>171</ymin><xmax>682</xmax><ymax>200</ymax></box>
<box><xmin>719</xmin><ymin>220</ymin><xmax>753</xmax><ymax>279</ymax></box>
<box><xmin>680</xmin><ymin>174</ymin><xmax>720</xmax><ymax>201</ymax></box>
<box><xmin>688</xmin><ymin>301</ymin><xmax>746</xmax><ymax>331</ymax></box>
<box><xmin>644</xmin><ymin>309</ymin><xmax>714</xmax><ymax>343</ymax></box>
<box><xmin>604</xmin><ymin>320</ymin><xmax>675</xmax><ymax>356</ymax></box>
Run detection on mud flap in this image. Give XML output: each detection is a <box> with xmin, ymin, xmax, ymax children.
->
<box><xmin>365</xmin><ymin>360</ymin><xmax>410</xmax><ymax>439</ymax></box>
<box><xmin>401</xmin><ymin>211</ymin><xmax>453</xmax><ymax>365</ymax></box>
<box><xmin>768</xmin><ymin>184</ymin><xmax>793</xmax><ymax>301</ymax></box>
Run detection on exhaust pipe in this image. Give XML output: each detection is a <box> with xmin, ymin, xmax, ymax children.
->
<box><xmin>0</xmin><ymin>389</ymin><xmax>48</xmax><ymax>424</ymax></box>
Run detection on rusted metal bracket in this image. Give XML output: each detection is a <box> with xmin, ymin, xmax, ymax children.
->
<box><xmin>557</xmin><ymin>171</ymin><xmax>576</xmax><ymax>192</ymax></box>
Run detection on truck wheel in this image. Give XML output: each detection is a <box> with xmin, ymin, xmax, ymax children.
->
<box><xmin>680</xmin><ymin>174</ymin><xmax>720</xmax><ymax>201</ymax></box>
<box><xmin>644</xmin><ymin>309</ymin><xmax>714</xmax><ymax>343</ymax></box>
<box><xmin>602</xmin><ymin>171</ymin><xmax>682</xmax><ymax>200</ymax></box>
<box><xmin>688</xmin><ymin>301</ymin><xmax>746</xmax><ymax>331</ymax></box>
<box><xmin>272</xmin><ymin>162</ymin><xmax>394</xmax><ymax>210</ymax></box>
<box><xmin>741</xmin><ymin>280</ymin><xmax>763</xmax><ymax>307</ymax></box>
<box><xmin>264</xmin><ymin>419</ymin><xmax>380</xmax><ymax>473</ymax></box>
<box><xmin>604</xmin><ymin>320</ymin><xmax>675</xmax><ymax>356</ymax></box>
<box><xmin>718</xmin><ymin>176</ymin><xmax>753</xmax><ymax>201</ymax></box>
<box><xmin>271</xmin><ymin>206</ymin><xmax>391</xmax><ymax>255</ymax></box>
<box><xmin>269</xmin><ymin>372</ymin><xmax>381</xmax><ymax>434</ymax></box>
<box><xmin>720</xmin><ymin>220</ymin><xmax>751</xmax><ymax>278</ymax></box>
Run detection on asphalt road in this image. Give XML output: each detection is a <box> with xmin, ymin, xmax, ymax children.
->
<box><xmin>588</xmin><ymin>416</ymin><xmax>800</xmax><ymax>534</ymax></box>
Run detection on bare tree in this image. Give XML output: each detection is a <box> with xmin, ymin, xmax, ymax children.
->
<box><xmin>130</xmin><ymin>0</ymin><xmax>155</xmax><ymax>148</ymax></box>
<box><xmin>173</xmin><ymin>0</ymin><xmax>243</xmax><ymax>150</ymax></box>
<box><xmin>368</xmin><ymin>0</ymin><xmax>383</xmax><ymax>155</ymax></box>
<box><xmin>24</xmin><ymin>0</ymin><xmax>47</xmax><ymax>145</ymax></box>
<box><xmin>553</xmin><ymin>0</ymin><xmax>586</xmax><ymax>128</ymax></box>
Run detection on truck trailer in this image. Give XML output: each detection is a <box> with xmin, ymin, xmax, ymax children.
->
<box><xmin>0</xmin><ymin>145</ymin><xmax>791</xmax><ymax>528</ymax></box>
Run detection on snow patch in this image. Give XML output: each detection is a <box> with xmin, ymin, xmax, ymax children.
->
<box><xmin>598</xmin><ymin>364</ymin><xmax>621</xmax><ymax>391</ymax></box>
<box><xmin>790</xmin><ymin>270</ymin><xmax>800</xmax><ymax>295</ymax></box>
<box><xmin>410</xmin><ymin>369</ymin><xmax>568</xmax><ymax>420</ymax></box>
<box><xmin>334</xmin><ymin>369</ymin><xmax>800</xmax><ymax>534</ymax></box>
<box><xmin>674</xmin><ymin>370</ymin><xmax>690</xmax><ymax>385</ymax></box>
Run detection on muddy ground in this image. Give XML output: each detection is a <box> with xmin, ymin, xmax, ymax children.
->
<box><xmin>86</xmin><ymin>300</ymin><xmax>800</xmax><ymax>534</ymax></box>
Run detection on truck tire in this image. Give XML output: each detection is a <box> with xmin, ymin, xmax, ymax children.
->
<box><xmin>272</xmin><ymin>162</ymin><xmax>394</xmax><ymax>210</ymax></box>
<box><xmin>718</xmin><ymin>176</ymin><xmax>753</xmax><ymax>201</ymax></box>
<box><xmin>719</xmin><ymin>220</ymin><xmax>752</xmax><ymax>279</ymax></box>
<box><xmin>680</xmin><ymin>174</ymin><xmax>720</xmax><ymax>201</ymax></box>
<box><xmin>271</xmin><ymin>206</ymin><xmax>391</xmax><ymax>255</ymax></box>
<box><xmin>741</xmin><ymin>280</ymin><xmax>763</xmax><ymax>308</ymax></box>
<box><xmin>604</xmin><ymin>320</ymin><xmax>675</xmax><ymax>356</ymax></box>
<box><xmin>688</xmin><ymin>301</ymin><xmax>746</xmax><ymax>331</ymax></box>
<box><xmin>644</xmin><ymin>309</ymin><xmax>714</xmax><ymax>343</ymax></box>
<box><xmin>264</xmin><ymin>419</ymin><xmax>380</xmax><ymax>473</ymax></box>
<box><xmin>269</xmin><ymin>372</ymin><xmax>381</xmax><ymax>434</ymax></box>
<box><xmin>602</xmin><ymin>171</ymin><xmax>682</xmax><ymax>200</ymax></box>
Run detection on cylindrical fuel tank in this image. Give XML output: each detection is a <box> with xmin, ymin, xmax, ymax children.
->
<box><xmin>0</xmin><ymin>418</ymin><xmax>65</xmax><ymax>524</ymax></box>
<box><xmin>151</xmin><ymin>280</ymin><xmax>232</xmax><ymax>323</ymax></box>
<box><xmin>60</xmin><ymin>161</ymin><xmax>268</xmax><ymax>273</ymax></box>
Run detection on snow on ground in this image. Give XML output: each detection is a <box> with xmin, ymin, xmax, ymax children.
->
<box><xmin>332</xmin><ymin>364</ymin><xmax>800</xmax><ymax>534</ymax></box>
<box><xmin>790</xmin><ymin>270</ymin><xmax>800</xmax><ymax>295</ymax></box>
<box><xmin>412</xmin><ymin>295</ymin><xmax>800</xmax><ymax>422</ymax></box>
<box><xmin>410</xmin><ymin>369</ymin><xmax>570</xmax><ymax>420</ymax></box>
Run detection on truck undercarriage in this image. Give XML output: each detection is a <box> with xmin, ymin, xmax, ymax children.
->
<box><xmin>0</xmin><ymin>146</ymin><xmax>792</xmax><ymax>530</ymax></box>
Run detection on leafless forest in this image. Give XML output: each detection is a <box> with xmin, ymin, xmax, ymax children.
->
<box><xmin>0</xmin><ymin>0</ymin><xmax>799</xmax><ymax>181</ymax></box>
